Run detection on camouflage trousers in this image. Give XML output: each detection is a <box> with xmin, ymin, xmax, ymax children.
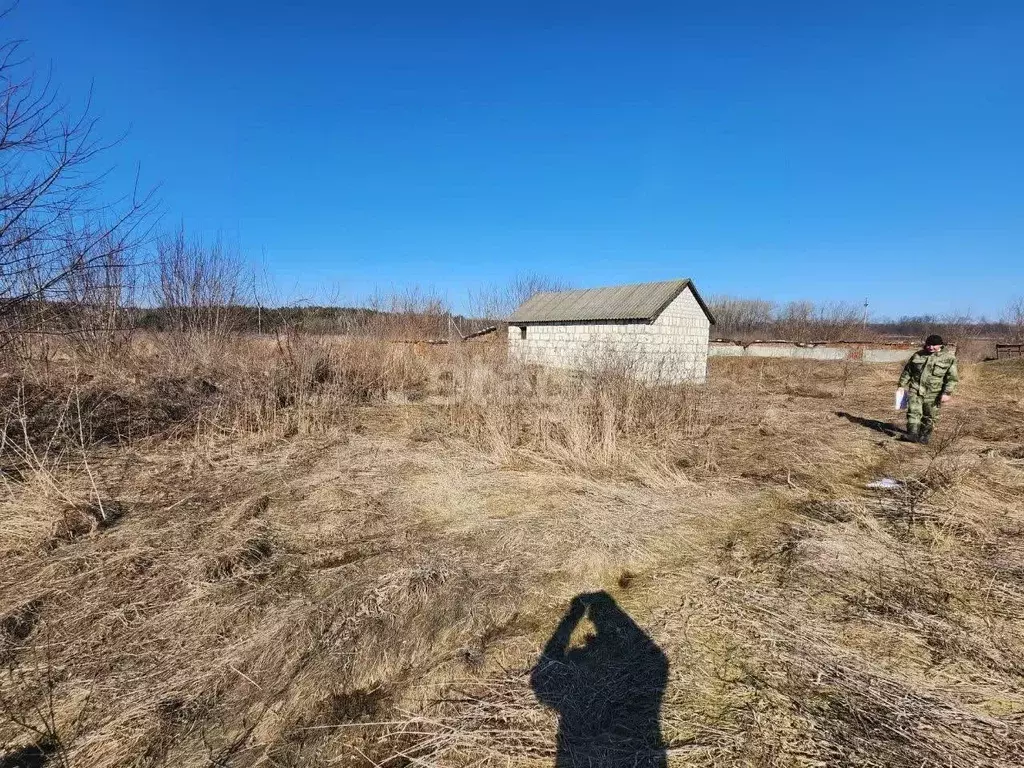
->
<box><xmin>906</xmin><ymin>394</ymin><xmax>941</xmax><ymax>434</ymax></box>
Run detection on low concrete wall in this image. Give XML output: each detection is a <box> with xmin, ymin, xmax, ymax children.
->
<box><xmin>863</xmin><ymin>348</ymin><xmax>914</xmax><ymax>363</ymax></box>
<box><xmin>710</xmin><ymin>340</ymin><xmax>923</xmax><ymax>363</ymax></box>
<box><xmin>744</xmin><ymin>343</ymin><xmax>848</xmax><ymax>360</ymax></box>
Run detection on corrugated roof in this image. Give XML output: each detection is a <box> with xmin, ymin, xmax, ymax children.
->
<box><xmin>507</xmin><ymin>278</ymin><xmax>716</xmax><ymax>325</ymax></box>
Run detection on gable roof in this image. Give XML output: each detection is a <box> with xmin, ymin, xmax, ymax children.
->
<box><xmin>507</xmin><ymin>278</ymin><xmax>716</xmax><ymax>325</ymax></box>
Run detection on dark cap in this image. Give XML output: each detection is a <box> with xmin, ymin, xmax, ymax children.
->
<box><xmin>925</xmin><ymin>334</ymin><xmax>944</xmax><ymax>347</ymax></box>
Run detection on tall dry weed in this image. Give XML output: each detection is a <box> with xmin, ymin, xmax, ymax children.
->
<box><xmin>448</xmin><ymin>356</ymin><xmax>723</xmax><ymax>480</ymax></box>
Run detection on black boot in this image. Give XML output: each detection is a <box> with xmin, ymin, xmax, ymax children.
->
<box><xmin>919</xmin><ymin>427</ymin><xmax>932</xmax><ymax>445</ymax></box>
<box><xmin>905</xmin><ymin>426</ymin><xmax>921</xmax><ymax>443</ymax></box>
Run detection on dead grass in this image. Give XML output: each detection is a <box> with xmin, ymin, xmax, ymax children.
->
<box><xmin>1</xmin><ymin>337</ymin><xmax>1022</xmax><ymax>767</ymax></box>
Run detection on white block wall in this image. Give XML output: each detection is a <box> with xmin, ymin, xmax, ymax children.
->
<box><xmin>507</xmin><ymin>286</ymin><xmax>710</xmax><ymax>383</ymax></box>
<box><xmin>708</xmin><ymin>342</ymin><xmax>922</xmax><ymax>363</ymax></box>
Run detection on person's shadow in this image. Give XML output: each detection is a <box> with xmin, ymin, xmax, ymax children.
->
<box><xmin>835</xmin><ymin>411</ymin><xmax>906</xmax><ymax>438</ymax></box>
<box><xmin>530</xmin><ymin>591</ymin><xmax>668</xmax><ymax>767</ymax></box>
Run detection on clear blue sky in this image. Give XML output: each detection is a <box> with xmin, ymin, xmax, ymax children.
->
<box><xmin>8</xmin><ymin>1</ymin><xmax>1023</xmax><ymax>318</ymax></box>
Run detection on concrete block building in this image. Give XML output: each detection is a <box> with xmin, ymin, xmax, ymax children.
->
<box><xmin>507</xmin><ymin>278</ymin><xmax>716</xmax><ymax>384</ymax></box>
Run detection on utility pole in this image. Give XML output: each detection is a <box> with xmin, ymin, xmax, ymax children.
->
<box><xmin>862</xmin><ymin>298</ymin><xmax>869</xmax><ymax>331</ymax></box>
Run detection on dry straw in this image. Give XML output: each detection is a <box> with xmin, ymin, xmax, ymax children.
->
<box><xmin>1</xmin><ymin>326</ymin><xmax>1023</xmax><ymax>767</ymax></box>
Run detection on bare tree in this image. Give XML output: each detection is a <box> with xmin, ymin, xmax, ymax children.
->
<box><xmin>0</xmin><ymin>28</ymin><xmax>153</xmax><ymax>353</ymax></box>
<box><xmin>1004</xmin><ymin>298</ymin><xmax>1024</xmax><ymax>341</ymax></box>
<box><xmin>709</xmin><ymin>296</ymin><xmax>870</xmax><ymax>342</ymax></box>
<box><xmin>469</xmin><ymin>273</ymin><xmax>571</xmax><ymax>322</ymax></box>
<box><xmin>935</xmin><ymin>310</ymin><xmax>979</xmax><ymax>346</ymax></box>
<box><xmin>810</xmin><ymin>301</ymin><xmax>870</xmax><ymax>341</ymax></box>
<box><xmin>707</xmin><ymin>296</ymin><xmax>776</xmax><ymax>339</ymax></box>
<box><xmin>775</xmin><ymin>300</ymin><xmax>816</xmax><ymax>339</ymax></box>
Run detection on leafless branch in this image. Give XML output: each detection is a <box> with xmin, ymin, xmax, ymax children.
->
<box><xmin>0</xmin><ymin>26</ymin><xmax>155</xmax><ymax>355</ymax></box>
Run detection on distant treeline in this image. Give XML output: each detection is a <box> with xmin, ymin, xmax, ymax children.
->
<box><xmin>132</xmin><ymin>305</ymin><xmax>381</xmax><ymax>334</ymax></box>
<box><xmin>4</xmin><ymin>302</ymin><xmax>489</xmax><ymax>340</ymax></box>
<box><xmin>4</xmin><ymin>298</ymin><xmax>1021</xmax><ymax>347</ymax></box>
<box><xmin>871</xmin><ymin>316</ymin><xmax>1011</xmax><ymax>339</ymax></box>
<box><xmin>708</xmin><ymin>296</ymin><xmax>1022</xmax><ymax>342</ymax></box>
<box><xmin>133</xmin><ymin>305</ymin><xmax>493</xmax><ymax>337</ymax></box>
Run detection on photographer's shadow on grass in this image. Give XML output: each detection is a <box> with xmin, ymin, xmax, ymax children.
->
<box><xmin>530</xmin><ymin>591</ymin><xmax>668</xmax><ymax>767</ymax></box>
<box><xmin>835</xmin><ymin>410</ymin><xmax>906</xmax><ymax>438</ymax></box>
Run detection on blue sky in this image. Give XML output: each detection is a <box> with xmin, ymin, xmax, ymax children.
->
<box><xmin>8</xmin><ymin>1</ymin><xmax>1023</xmax><ymax>317</ymax></box>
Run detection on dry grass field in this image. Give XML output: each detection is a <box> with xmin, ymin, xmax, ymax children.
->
<box><xmin>1</xmin><ymin>337</ymin><xmax>1023</xmax><ymax>767</ymax></box>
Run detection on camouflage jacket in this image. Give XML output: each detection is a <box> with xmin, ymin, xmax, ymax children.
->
<box><xmin>898</xmin><ymin>349</ymin><xmax>959</xmax><ymax>399</ymax></box>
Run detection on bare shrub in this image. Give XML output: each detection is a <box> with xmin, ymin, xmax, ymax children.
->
<box><xmin>59</xmin><ymin>236</ymin><xmax>142</xmax><ymax>360</ymax></box>
<box><xmin>213</xmin><ymin>334</ymin><xmax>432</xmax><ymax>436</ymax></box>
<box><xmin>152</xmin><ymin>228</ymin><xmax>251</xmax><ymax>341</ymax></box>
<box><xmin>363</xmin><ymin>287</ymin><xmax>452</xmax><ymax>340</ymax></box>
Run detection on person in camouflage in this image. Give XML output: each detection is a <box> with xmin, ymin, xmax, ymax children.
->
<box><xmin>897</xmin><ymin>334</ymin><xmax>959</xmax><ymax>444</ymax></box>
